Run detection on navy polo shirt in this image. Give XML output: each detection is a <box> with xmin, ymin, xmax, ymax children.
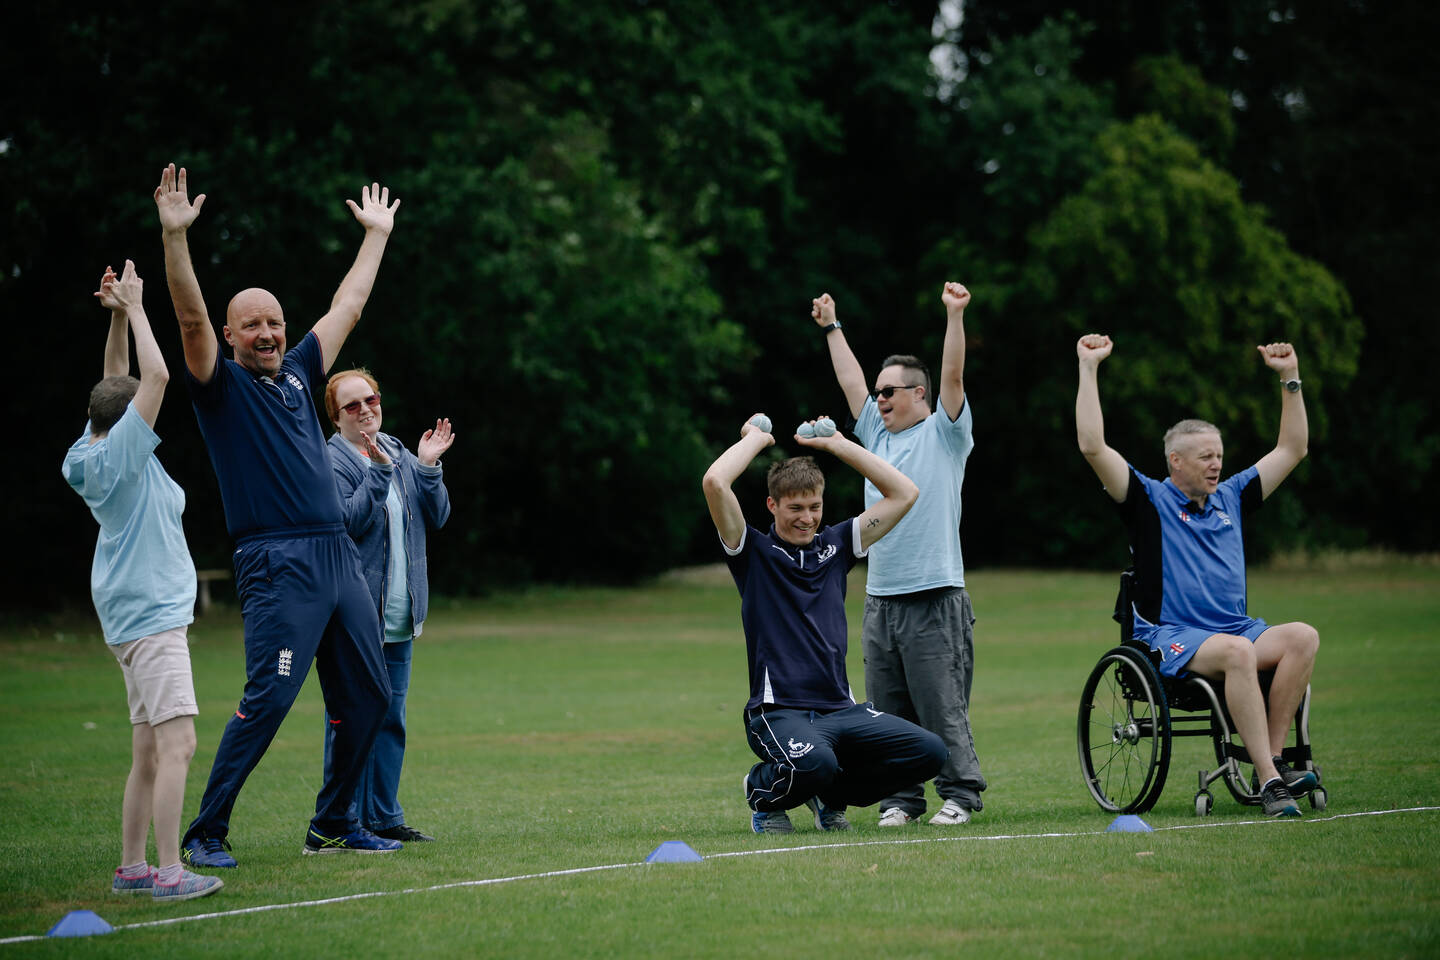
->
<box><xmin>1117</xmin><ymin>464</ymin><xmax>1264</xmax><ymax>633</ymax></box>
<box><xmin>723</xmin><ymin>519</ymin><xmax>863</xmax><ymax>711</ymax></box>
<box><xmin>185</xmin><ymin>331</ymin><xmax>343</xmax><ymax>538</ymax></box>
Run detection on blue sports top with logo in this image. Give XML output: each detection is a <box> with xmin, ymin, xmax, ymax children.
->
<box><xmin>723</xmin><ymin>519</ymin><xmax>864</xmax><ymax>712</ymax></box>
<box><xmin>185</xmin><ymin>331</ymin><xmax>344</xmax><ymax>539</ymax></box>
<box><xmin>1116</xmin><ymin>463</ymin><xmax>1264</xmax><ymax>634</ymax></box>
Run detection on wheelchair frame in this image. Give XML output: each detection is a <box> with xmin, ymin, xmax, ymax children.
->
<box><xmin>1076</xmin><ymin>570</ymin><xmax>1328</xmax><ymax>816</ymax></box>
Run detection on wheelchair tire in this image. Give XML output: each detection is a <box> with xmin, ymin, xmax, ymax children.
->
<box><xmin>1078</xmin><ymin>646</ymin><xmax>1172</xmax><ymax>814</ymax></box>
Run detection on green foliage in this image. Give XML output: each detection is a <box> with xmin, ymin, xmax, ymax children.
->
<box><xmin>1126</xmin><ymin>55</ymin><xmax>1235</xmax><ymax>161</ymax></box>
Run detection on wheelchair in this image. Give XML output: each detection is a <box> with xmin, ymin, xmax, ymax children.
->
<box><xmin>1076</xmin><ymin>570</ymin><xmax>1327</xmax><ymax>816</ymax></box>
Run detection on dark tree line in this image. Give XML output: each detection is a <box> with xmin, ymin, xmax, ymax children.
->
<box><xmin>3</xmin><ymin>0</ymin><xmax>1432</xmax><ymax>612</ymax></box>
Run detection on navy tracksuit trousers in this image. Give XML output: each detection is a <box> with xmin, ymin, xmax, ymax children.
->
<box><xmin>742</xmin><ymin>702</ymin><xmax>948</xmax><ymax>812</ymax></box>
<box><xmin>183</xmin><ymin>527</ymin><xmax>389</xmax><ymax>845</ymax></box>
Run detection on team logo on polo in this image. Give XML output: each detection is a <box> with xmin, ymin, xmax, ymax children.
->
<box><xmin>786</xmin><ymin>738</ymin><xmax>814</xmax><ymax>758</ymax></box>
<box><xmin>284</xmin><ymin>373</ymin><xmax>304</xmax><ymax>392</ymax></box>
<box><xmin>278</xmin><ymin>647</ymin><xmax>294</xmax><ymax>677</ymax></box>
<box><xmin>1169</xmin><ymin>642</ymin><xmax>1186</xmax><ymax>656</ymax></box>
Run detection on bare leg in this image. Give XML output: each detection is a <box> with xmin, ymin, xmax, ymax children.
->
<box><xmin>1254</xmin><ymin>622</ymin><xmax>1320</xmax><ymax>757</ymax></box>
<box><xmin>151</xmin><ymin>716</ymin><xmax>198</xmax><ymax>867</ymax></box>
<box><xmin>1187</xmin><ymin>633</ymin><xmax>1281</xmax><ymax>785</ymax></box>
<box><xmin>121</xmin><ymin>724</ymin><xmax>158</xmax><ymax>867</ymax></box>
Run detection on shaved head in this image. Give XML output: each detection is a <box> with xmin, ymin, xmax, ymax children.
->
<box><xmin>226</xmin><ymin>287</ymin><xmax>283</xmax><ymax>325</ymax></box>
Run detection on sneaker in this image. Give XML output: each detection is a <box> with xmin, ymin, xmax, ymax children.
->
<box><xmin>111</xmin><ymin>867</ymin><xmax>155</xmax><ymax>895</ymax></box>
<box><xmin>1273</xmin><ymin>757</ymin><xmax>1319</xmax><ymax>795</ymax></box>
<box><xmin>804</xmin><ymin>796</ymin><xmax>852</xmax><ymax>832</ymax></box>
<box><xmin>1259</xmin><ymin>778</ymin><xmax>1301</xmax><ymax>818</ymax></box>
<box><xmin>303</xmin><ymin>825</ymin><xmax>404</xmax><ymax>855</ymax></box>
<box><xmin>751</xmin><ymin>810</ymin><xmax>795</xmax><ymax>834</ymax></box>
<box><xmin>928</xmin><ymin>799</ymin><xmax>973</xmax><ymax>826</ymax></box>
<box><xmin>877</xmin><ymin>807</ymin><xmax>915</xmax><ymax>827</ymax></box>
<box><xmin>375</xmin><ymin>824</ymin><xmax>434</xmax><ymax>842</ymax></box>
<box><xmin>181</xmin><ymin>836</ymin><xmax>237</xmax><ymax>869</ymax></box>
<box><xmin>152</xmin><ymin>868</ymin><xmax>224</xmax><ymax>903</ymax></box>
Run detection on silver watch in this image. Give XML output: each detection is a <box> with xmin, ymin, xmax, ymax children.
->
<box><xmin>1282</xmin><ymin>378</ymin><xmax>1302</xmax><ymax>393</ymax></box>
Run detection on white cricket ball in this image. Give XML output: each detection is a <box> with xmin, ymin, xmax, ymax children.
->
<box><xmin>796</xmin><ymin>421</ymin><xmax>816</xmax><ymax>438</ymax></box>
<box><xmin>814</xmin><ymin>417</ymin><xmax>836</xmax><ymax>437</ymax></box>
<box><xmin>749</xmin><ymin>414</ymin><xmax>772</xmax><ymax>433</ymax></box>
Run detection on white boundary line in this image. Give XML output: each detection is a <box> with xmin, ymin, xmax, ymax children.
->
<box><xmin>5</xmin><ymin>805</ymin><xmax>1436</xmax><ymax>945</ymax></box>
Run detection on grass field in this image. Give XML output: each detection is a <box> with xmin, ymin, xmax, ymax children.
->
<box><xmin>2</xmin><ymin>561</ymin><xmax>1438</xmax><ymax>957</ymax></box>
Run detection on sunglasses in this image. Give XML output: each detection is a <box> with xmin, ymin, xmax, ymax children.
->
<box><xmin>870</xmin><ymin>384</ymin><xmax>922</xmax><ymax>400</ymax></box>
<box><xmin>340</xmin><ymin>393</ymin><xmax>382</xmax><ymax>415</ymax></box>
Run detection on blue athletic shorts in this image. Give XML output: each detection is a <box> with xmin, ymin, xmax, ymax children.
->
<box><xmin>1134</xmin><ymin>617</ymin><xmax>1269</xmax><ymax>677</ymax></box>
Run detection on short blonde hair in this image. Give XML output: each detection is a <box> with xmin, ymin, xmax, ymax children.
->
<box><xmin>767</xmin><ymin>457</ymin><xmax>825</xmax><ymax>501</ymax></box>
<box><xmin>1163</xmin><ymin>419</ymin><xmax>1220</xmax><ymax>457</ymax></box>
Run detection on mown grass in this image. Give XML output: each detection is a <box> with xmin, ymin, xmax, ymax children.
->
<box><xmin>1</xmin><ymin>562</ymin><xmax>1437</xmax><ymax>957</ymax></box>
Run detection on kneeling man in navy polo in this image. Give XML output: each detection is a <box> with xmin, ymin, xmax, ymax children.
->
<box><xmin>702</xmin><ymin>415</ymin><xmax>948</xmax><ymax>833</ymax></box>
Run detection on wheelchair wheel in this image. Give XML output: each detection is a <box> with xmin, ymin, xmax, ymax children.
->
<box><xmin>1078</xmin><ymin>646</ymin><xmax>1172</xmax><ymax>813</ymax></box>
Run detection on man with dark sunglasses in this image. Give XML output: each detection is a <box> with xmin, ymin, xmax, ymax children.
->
<box><xmin>154</xmin><ymin>163</ymin><xmax>405</xmax><ymax>867</ymax></box>
<box><xmin>809</xmin><ymin>282</ymin><xmax>986</xmax><ymax>828</ymax></box>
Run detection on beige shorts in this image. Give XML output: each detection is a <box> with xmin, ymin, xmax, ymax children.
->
<box><xmin>109</xmin><ymin>626</ymin><xmax>199</xmax><ymax>726</ymax></box>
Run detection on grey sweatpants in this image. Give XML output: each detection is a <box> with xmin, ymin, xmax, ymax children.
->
<box><xmin>862</xmin><ymin>586</ymin><xmax>986</xmax><ymax>816</ymax></box>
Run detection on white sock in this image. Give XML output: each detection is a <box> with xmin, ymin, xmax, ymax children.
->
<box><xmin>117</xmin><ymin>861</ymin><xmax>150</xmax><ymax>880</ymax></box>
<box><xmin>155</xmin><ymin>863</ymin><xmax>184</xmax><ymax>885</ymax></box>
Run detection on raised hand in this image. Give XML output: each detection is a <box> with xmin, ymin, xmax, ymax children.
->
<box><xmin>1257</xmin><ymin>342</ymin><xmax>1299</xmax><ymax>378</ymax></box>
<box><xmin>345</xmin><ymin>182</ymin><xmax>401</xmax><ymax>236</ymax></box>
<box><xmin>94</xmin><ymin>265</ymin><xmax>121</xmax><ymax>311</ymax></box>
<box><xmin>417</xmin><ymin>418</ymin><xmax>455</xmax><ymax>465</ymax></box>
<box><xmin>740</xmin><ymin>414</ymin><xmax>776</xmax><ymax>447</ymax></box>
<box><xmin>811</xmin><ymin>293</ymin><xmax>837</xmax><ymax>328</ymax></box>
<box><xmin>1076</xmin><ymin>333</ymin><xmax>1114</xmax><ymax>365</ymax></box>
<box><xmin>359</xmin><ymin>430</ymin><xmax>392</xmax><ymax>465</ymax></box>
<box><xmin>154</xmin><ymin>164</ymin><xmax>206</xmax><ymax>234</ymax></box>
<box><xmin>941</xmin><ymin>281</ymin><xmax>971</xmax><ymax>313</ymax></box>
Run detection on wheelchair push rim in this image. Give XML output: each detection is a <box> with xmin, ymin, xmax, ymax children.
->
<box><xmin>1077</xmin><ymin>646</ymin><xmax>1172</xmax><ymax>814</ymax></box>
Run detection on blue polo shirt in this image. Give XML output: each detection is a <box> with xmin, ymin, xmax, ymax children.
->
<box><xmin>185</xmin><ymin>331</ymin><xmax>343</xmax><ymax>538</ymax></box>
<box><xmin>1117</xmin><ymin>464</ymin><xmax>1263</xmax><ymax>633</ymax></box>
<box><xmin>723</xmin><ymin>519</ymin><xmax>863</xmax><ymax>711</ymax></box>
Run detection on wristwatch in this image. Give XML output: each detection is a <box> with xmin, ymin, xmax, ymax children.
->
<box><xmin>821</xmin><ymin>321</ymin><xmax>841</xmax><ymax>334</ymax></box>
<box><xmin>1282</xmin><ymin>378</ymin><xmax>1302</xmax><ymax>393</ymax></box>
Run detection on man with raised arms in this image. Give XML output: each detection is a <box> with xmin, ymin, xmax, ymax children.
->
<box><xmin>1074</xmin><ymin>333</ymin><xmax>1320</xmax><ymax>817</ymax></box>
<box><xmin>154</xmin><ymin>164</ymin><xmax>408</xmax><ymax>863</ymax></box>
<box><xmin>703</xmin><ymin>415</ymin><xmax>947</xmax><ymax>833</ymax></box>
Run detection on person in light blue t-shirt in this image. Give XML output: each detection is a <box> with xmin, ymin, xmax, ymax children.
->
<box><xmin>1075</xmin><ymin>333</ymin><xmax>1320</xmax><ymax>818</ymax></box>
<box><xmin>811</xmin><ymin>281</ymin><xmax>985</xmax><ymax>828</ymax></box>
<box><xmin>62</xmin><ymin>261</ymin><xmax>222</xmax><ymax>903</ymax></box>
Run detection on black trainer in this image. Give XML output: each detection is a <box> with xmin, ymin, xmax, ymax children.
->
<box><xmin>376</xmin><ymin>824</ymin><xmax>435</xmax><ymax>842</ymax></box>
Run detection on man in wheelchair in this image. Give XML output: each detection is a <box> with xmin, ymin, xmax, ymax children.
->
<box><xmin>1074</xmin><ymin>334</ymin><xmax>1320</xmax><ymax>817</ymax></box>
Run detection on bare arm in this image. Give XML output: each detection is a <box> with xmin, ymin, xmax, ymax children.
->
<box><xmin>95</xmin><ymin>266</ymin><xmax>128</xmax><ymax>378</ymax></box>
<box><xmin>938</xmin><ymin>281</ymin><xmax>969</xmax><ymax>421</ymax></box>
<box><xmin>154</xmin><ymin>163</ymin><xmax>217</xmax><ymax>383</ymax></box>
<box><xmin>105</xmin><ymin>261</ymin><xmax>169</xmax><ymax>428</ymax></box>
<box><xmin>811</xmin><ymin>294</ymin><xmax>868</xmax><ymax>419</ymax></box>
<box><xmin>1253</xmin><ymin>342</ymin><xmax>1308</xmax><ymax>498</ymax></box>
<box><xmin>311</xmin><ymin>183</ymin><xmax>401</xmax><ymax>372</ymax></box>
<box><xmin>795</xmin><ymin>422</ymin><xmax>919</xmax><ymax>551</ymax></box>
<box><xmin>1075</xmin><ymin>334</ymin><xmax>1130</xmax><ymax>502</ymax></box>
<box><xmin>702</xmin><ymin>415</ymin><xmax>775</xmax><ymax>550</ymax></box>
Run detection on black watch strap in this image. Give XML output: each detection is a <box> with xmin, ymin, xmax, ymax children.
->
<box><xmin>821</xmin><ymin>321</ymin><xmax>841</xmax><ymax>334</ymax></box>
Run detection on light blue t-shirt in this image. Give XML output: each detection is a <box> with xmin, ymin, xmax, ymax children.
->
<box><xmin>61</xmin><ymin>405</ymin><xmax>196</xmax><ymax>645</ymax></box>
<box><xmin>855</xmin><ymin>394</ymin><xmax>974</xmax><ymax>594</ymax></box>
<box><xmin>381</xmin><ymin>476</ymin><xmax>414</xmax><ymax>642</ymax></box>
